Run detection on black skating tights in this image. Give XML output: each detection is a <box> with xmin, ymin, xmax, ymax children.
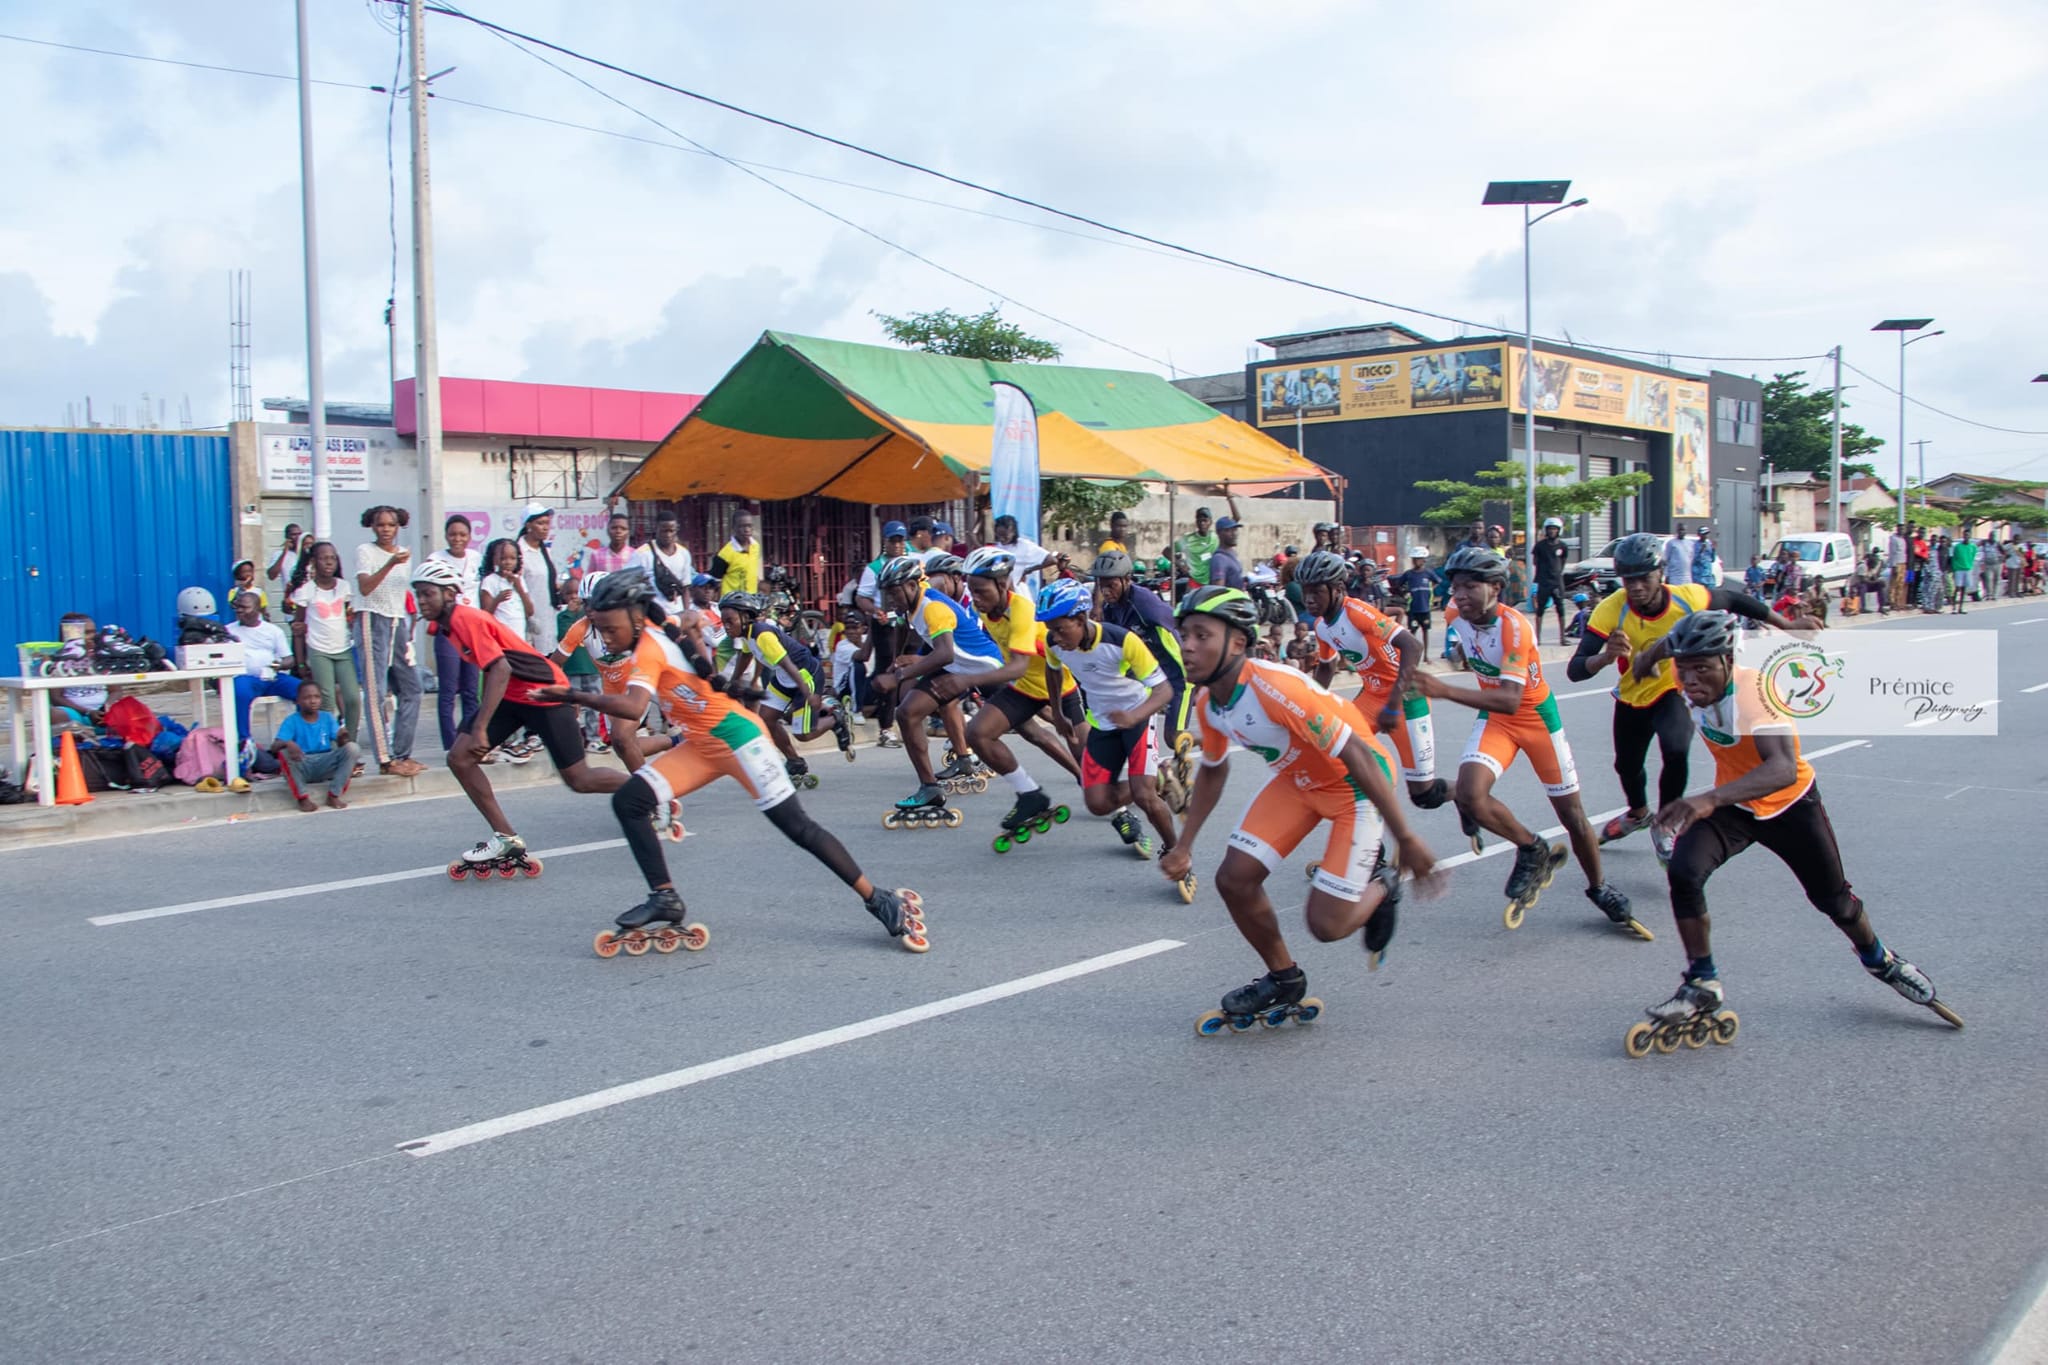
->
<box><xmin>612</xmin><ymin>774</ymin><xmax>863</xmax><ymax>892</ymax></box>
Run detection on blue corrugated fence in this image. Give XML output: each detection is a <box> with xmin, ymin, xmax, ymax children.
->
<box><xmin>1</xmin><ymin>429</ymin><xmax>234</xmax><ymax>660</ymax></box>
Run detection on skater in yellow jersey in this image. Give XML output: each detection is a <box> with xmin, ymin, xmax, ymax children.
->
<box><xmin>959</xmin><ymin>547</ymin><xmax>1086</xmax><ymax>841</ymax></box>
<box><xmin>1417</xmin><ymin>547</ymin><xmax>1650</xmax><ymax>938</ymax></box>
<box><xmin>1161</xmin><ymin>588</ymin><xmax>1444</xmax><ymax>1033</ymax></box>
<box><xmin>1620</xmin><ymin>611</ymin><xmax>1960</xmax><ymax>1055</ymax></box>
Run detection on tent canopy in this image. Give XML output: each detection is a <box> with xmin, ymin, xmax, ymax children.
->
<box><xmin>618</xmin><ymin>331</ymin><xmax>1333</xmax><ymax>505</ymax></box>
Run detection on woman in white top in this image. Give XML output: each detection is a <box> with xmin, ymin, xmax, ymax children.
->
<box><xmin>354</xmin><ymin>505</ymin><xmax>426</xmax><ymax>776</ymax></box>
<box><xmin>286</xmin><ymin>540</ymin><xmax>364</xmax><ymax>743</ymax></box>
<box><xmin>427</xmin><ymin>514</ymin><xmax>485</xmax><ymax>750</ymax></box>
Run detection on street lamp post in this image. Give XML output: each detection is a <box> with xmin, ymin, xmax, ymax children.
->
<box><xmin>1871</xmin><ymin>318</ymin><xmax>1942</xmax><ymax>528</ymax></box>
<box><xmin>1485</xmin><ymin>180</ymin><xmax>1587</xmax><ymax>584</ymax></box>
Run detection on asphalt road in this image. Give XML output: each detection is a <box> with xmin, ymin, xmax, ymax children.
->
<box><xmin>4</xmin><ymin>608</ymin><xmax>2045</xmax><ymax>1363</ymax></box>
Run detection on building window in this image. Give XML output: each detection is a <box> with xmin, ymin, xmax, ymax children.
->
<box><xmin>1715</xmin><ymin>396</ymin><xmax>1758</xmax><ymax>448</ymax></box>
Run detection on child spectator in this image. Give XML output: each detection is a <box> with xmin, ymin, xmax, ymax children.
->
<box><xmin>1285</xmin><ymin>619</ymin><xmax>1317</xmax><ymax>672</ymax></box>
<box><xmin>286</xmin><ymin>540</ymin><xmax>363</xmax><ymax>746</ymax></box>
<box><xmin>272</xmin><ymin>681</ymin><xmax>361</xmax><ymax>811</ymax></box>
<box><xmin>481</xmin><ymin>538</ymin><xmax>533</xmax><ymax>637</ymax></box>
<box><xmin>557</xmin><ymin>585</ymin><xmax>605</xmax><ymax>751</ymax></box>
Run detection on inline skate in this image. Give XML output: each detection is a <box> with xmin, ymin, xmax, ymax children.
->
<box><xmin>884</xmin><ymin>783</ymin><xmax>960</xmax><ymax>830</ymax></box>
<box><xmin>1586</xmin><ymin>882</ymin><xmax>1655</xmax><ymax>941</ymax></box>
<box><xmin>1109</xmin><ymin>807</ymin><xmax>1153</xmax><ymax>860</ymax></box>
<box><xmin>864</xmin><ymin>886</ymin><xmax>930</xmax><ymax>953</ymax></box>
<box><xmin>1625</xmin><ymin>976</ymin><xmax>1738</xmax><ymax>1056</ymax></box>
<box><xmin>1501</xmin><ymin>838</ymin><xmax>1567</xmax><ymax>929</ymax></box>
<box><xmin>594</xmin><ymin>887</ymin><xmax>710</xmax><ymax>958</ymax></box>
<box><xmin>1196</xmin><ymin>967</ymin><xmax>1322</xmax><ymax>1036</ymax></box>
<box><xmin>448</xmin><ymin>832</ymin><xmax>543</xmax><ymax>881</ymax></box>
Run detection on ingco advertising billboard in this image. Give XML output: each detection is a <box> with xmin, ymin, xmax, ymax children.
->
<box><xmin>1255</xmin><ymin>344</ymin><xmax>1507</xmax><ymax>426</ymax></box>
<box><xmin>1508</xmin><ymin>349</ymin><xmax>1684</xmax><ymax>435</ymax></box>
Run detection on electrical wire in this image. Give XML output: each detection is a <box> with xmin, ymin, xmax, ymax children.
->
<box><xmin>1840</xmin><ymin>360</ymin><xmax>2048</xmax><ymax>437</ymax></box>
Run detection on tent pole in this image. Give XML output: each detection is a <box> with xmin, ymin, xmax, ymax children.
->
<box><xmin>1167</xmin><ymin>482</ymin><xmax>1177</xmax><ymax>606</ymax></box>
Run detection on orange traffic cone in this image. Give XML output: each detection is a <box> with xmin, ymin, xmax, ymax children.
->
<box><xmin>55</xmin><ymin>731</ymin><xmax>94</xmax><ymax>806</ymax></box>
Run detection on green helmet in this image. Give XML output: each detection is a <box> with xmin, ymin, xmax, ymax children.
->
<box><xmin>1174</xmin><ymin>585</ymin><xmax>1260</xmax><ymax>641</ymax></box>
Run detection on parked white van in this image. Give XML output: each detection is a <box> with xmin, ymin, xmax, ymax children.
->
<box><xmin>1771</xmin><ymin>533</ymin><xmax>1858</xmax><ymax>589</ymax></box>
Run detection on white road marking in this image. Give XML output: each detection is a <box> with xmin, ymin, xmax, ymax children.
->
<box><xmin>2023</xmin><ymin>682</ymin><xmax>2048</xmax><ymax>694</ymax></box>
<box><xmin>1986</xmin><ymin>1256</ymin><xmax>2048</xmax><ymax>1365</ymax></box>
<box><xmin>89</xmin><ymin>839</ymin><xmax>627</xmax><ymax>926</ymax></box>
<box><xmin>396</xmin><ymin>938</ymin><xmax>1186</xmax><ymax>1157</ymax></box>
<box><xmin>1555</xmin><ymin>686</ymin><xmax>1613</xmax><ymax>700</ymax></box>
<box><xmin>1903</xmin><ymin>699</ymin><xmax>2000</xmax><ymax>730</ymax></box>
<box><xmin>2011</xmin><ymin>617</ymin><xmax>2048</xmax><ymax>625</ymax></box>
<box><xmin>1804</xmin><ymin>740</ymin><xmax>1874</xmax><ymax>760</ymax></box>
<box><xmin>1911</xmin><ymin>631</ymin><xmax>1964</xmax><ymax>643</ymax></box>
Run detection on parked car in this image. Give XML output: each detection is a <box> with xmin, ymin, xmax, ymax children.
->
<box><xmin>1567</xmin><ymin>534</ymin><xmax>1673</xmax><ymax>598</ymax></box>
<box><xmin>1771</xmin><ymin>533</ymin><xmax>1858</xmax><ymax>590</ymax></box>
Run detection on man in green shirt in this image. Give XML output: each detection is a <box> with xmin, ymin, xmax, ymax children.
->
<box><xmin>1174</xmin><ymin>506</ymin><xmax>1219</xmax><ymax>587</ymax></box>
<box><xmin>1948</xmin><ymin>536</ymin><xmax>1978</xmax><ymax>614</ymax></box>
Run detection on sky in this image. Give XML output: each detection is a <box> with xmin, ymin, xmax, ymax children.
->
<box><xmin>3</xmin><ymin>0</ymin><xmax>2045</xmax><ymax>481</ymax></box>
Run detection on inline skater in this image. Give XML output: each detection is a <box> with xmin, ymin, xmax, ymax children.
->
<box><xmin>1294</xmin><ymin>549</ymin><xmax>1449</xmax><ymax>813</ymax></box>
<box><xmin>853</xmin><ymin>520</ymin><xmax>911</xmax><ymax>748</ymax></box>
<box><xmin>1416</xmin><ymin>547</ymin><xmax>1648</xmax><ymax>938</ymax></box>
<box><xmin>1161</xmin><ymin>587</ymin><xmax>1444</xmax><ymax>1027</ymax></box>
<box><xmin>1090</xmin><ymin>549</ymin><xmax>1194</xmax><ymax>808</ymax></box>
<box><xmin>538</xmin><ymin>568</ymin><xmax>925</xmax><ymax>954</ymax></box>
<box><xmin>1036</xmin><ymin>579</ymin><xmax>1184</xmax><ymax>881</ymax></box>
<box><xmin>720</xmin><ymin>591</ymin><xmax>851</xmax><ymax>784</ymax></box>
<box><xmin>871</xmin><ymin>555</ymin><xmax>1007</xmax><ymax>826</ymax></box>
<box><xmin>408</xmin><ymin>560</ymin><xmax>626</xmax><ymax>878</ymax></box>
<box><xmin>1622</xmin><ymin>611</ymin><xmax>1958</xmax><ymax>1052</ymax></box>
<box><xmin>1568</xmin><ymin>530</ymin><xmax>1817</xmax><ymax>863</ymax></box>
<box><xmin>959</xmin><ymin>547</ymin><xmax>1086</xmax><ymax>836</ymax></box>
<box><xmin>922</xmin><ymin>553</ymin><xmax>995</xmax><ymax>785</ymax></box>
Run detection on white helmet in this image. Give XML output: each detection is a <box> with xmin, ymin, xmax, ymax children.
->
<box><xmin>579</xmin><ymin>570</ymin><xmax>607</xmax><ymax>600</ymax></box>
<box><xmin>1542</xmin><ymin>516</ymin><xmax>1564</xmax><ymax>530</ymax></box>
<box><xmin>1406</xmin><ymin>546</ymin><xmax>1427</xmax><ymax>559</ymax></box>
<box><xmin>177</xmin><ymin>586</ymin><xmax>217</xmax><ymax>617</ymax></box>
<box><xmin>409</xmin><ymin>560</ymin><xmax>463</xmax><ymax>590</ymax></box>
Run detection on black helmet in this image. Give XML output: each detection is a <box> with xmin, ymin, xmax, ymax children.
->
<box><xmin>1443</xmin><ymin>546</ymin><xmax>1509</xmax><ymax>583</ymax></box>
<box><xmin>876</xmin><ymin>555</ymin><xmax>927</xmax><ymax>590</ymax></box>
<box><xmin>1174</xmin><ymin>585</ymin><xmax>1260</xmax><ymax>641</ymax></box>
<box><xmin>584</xmin><ymin>566</ymin><xmax>657</xmax><ymax>614</ymax></box>
<box><xmin>1090</xmin><ymin>549</ymin><xmax>1134</xmax><ymax>579</ymax></box>
<box><xmin>1613</xmin><ymin>532</ymin><xmax>1665</xmax><ymax>579</ymax></box>
<box><xmin>718</xmin><ymin>590</ymin><xmax>761</xmax><ymax>616</ymax></box>
<box><xmin>1293</xmin><ymin>549</ymin><xmax>1351</xmax><ymax>586</ymax></box>
<box><xmin>925</xmin><ymin>552</ymin><xmax>966</xmax><ymax>578</ymax></box>
<box><xmin>1667</xmin><ymin>610</ymin><xmax>1739</xmax><ymax>659</ymax></box>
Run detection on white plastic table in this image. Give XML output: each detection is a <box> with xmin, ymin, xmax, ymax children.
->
<box><xmin>1</xmin><ymin>666</ymin><xmax>243</xmax><ymax>807</ymax></box>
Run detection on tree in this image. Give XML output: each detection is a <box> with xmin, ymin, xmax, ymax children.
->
<box><xmin>1040</xmin><ymin>478</ymin><xmax>1147</xmax><ymax>538</ymax></box>
<box><xmin>1955</xmin><ymin>485</ymin><xmax>2048</xmax><ymax>533</ymax></box>
<box><xmin>1415</xmin><ymin>459</ymin><xmax>1653</xmax><ymax>530</ymax></box>
<box><xmin>1761</xmin><ymin>371</ymin><xmax>1883</xmax><ymax>477</ymax></box>
<box><xmin>1862</xmin><ymin>503</ymin><xmax>1961</xmax><ymax>530</ymax></box>
<box><xmin>873</xmin><ymin>305</ymin><xmax>1063</xmax><ymax>363</ymax></box>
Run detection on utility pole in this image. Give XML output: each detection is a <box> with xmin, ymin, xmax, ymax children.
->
<box><xmin>409</xmin><ymin>0</ymin><xmax>444</xmax><ymax>559</ymax></box>
<box><xmin>1829</xmin><ymin>346</ymin><xmax>1843</xmax><ymax>537</ymax></box>
<box><xmin>294</xmin><ymin>0</ymin><xmax>330</xmax><ymax>537</ymax></box>
<box><xmin>1913</xmin><ymin>439</ymin><xmax>1930</xmax><ymax>506</ymax></box>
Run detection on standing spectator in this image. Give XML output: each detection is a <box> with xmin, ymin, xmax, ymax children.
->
<box><xmin>631</xmin><ymin>511</ymin><xmax>695</xmax><ymax>621</ymax></box>
<box><xmin>1949</xmin><ymin>533</ymin><xmax>1977</xmax><ymax>613</ymax></box>
<box><xmin>224</xmin><ymin>590</ymin><xmax>302</xmax><ymax>740</ymax></box>
<box><xmin>710</xmin><ymin>508</ymin><xmax>763</xmax><ymax>596</ymax></box>
<box><xmin>1693</xmin><ymin>527</ymin><xmax>1720</xmax><ymax>587</ymax></box>
<box><xmin>1663</xmin><ymin>521</ymin><xmax>1695</xmax><ymax>586</ymax></box>
<box><xmin>1773</xmin><ymin>545</ymin><xmax>1806</xmax><ymax>605</ymax></box>
<box><xmin>1174</xmin><ymin>505</ymin><xmax>1222</xmax><ymax>586</ymax></box>
<box><xmin>1886</xmin><ymin>523</ymin><xmax>1909</xmax><ymax>610</ymax></box>
<box><xmin>271</xmin><ymin>681</ymin><xmax>360</xmax><ymax>812</ymax></box>
<box><xmin>1860</xmin><ymin>550</ymin><xmax>1886</xmax><ymax>614</ymax></box>
<box><xmin>1531</xmin><ymin>517</ymin><xmax>1570</xmax><ymax>645</ymax></box>
<box><xmin>1098</xmin><ymin>510</ymin><xmax>1131</xmax><ymax>557</ymax></box>
<box><xmin>1456</xmin><ymin>520</ymin><xmax>1487</xmax><ymax>554</ymax></box>
<box><xmin>353</xmin><ymin>505</ymin><xmax>424</xmax><ymax>777</ymax></box>
<box><xmin>1981</xmin><ymin>536</ymin><xmax>2004</xmax><ymax>601</ymax></box>
<box><xmin>1483</xmin><ymin>523</ymin><xmax>1507</xmax><ymax>553</ymax></box>
<box><xmin>286</xmin><ymin>540</ymin><xmax>364</xmax><ymax>748</ymax></box>
<box><xmin>481</xmin><ymin>538</ymin><xmax>533</xmax><ymax>637</ymax></box>
<box><xmin>556</xmin><ymin>583</ymin><xmax>606</xmax><ymax>751</ymax></box>
<box><xmin>427</xmin><ymin>514</ymin><xmax>484</xmax><ymax>751</ymax></box>
<box><xmin>991</xmin><ymin>513</ymin><xmax>1056</xmax><ymax>596</ymax></box>
<box><xmin>584</xmin><ymin>512</ymin><xmax>638</xmax><ymax>575</ymax></box>
<box><xmin>1207</xmin><ymin>516</ymin><xmax>1247</xmax><ymax>589</ymax></box>
<box><xmin>517</xmin><ymin>504</ymin><xmax>565</xmax><ymax>655</ymax></box>
<box><xmin>265</xmin><ymin>523</ymin><xmax>304</xmax><ymax>586</ymax></box>
<box><xmin>1743</xmin><ymin>554</ymin><xmax>1767</xmax><ymax>595</ymax></box>
<box><xmin>1914</xmin><ymin>528</ymin><xmax>1941</xmax><ymax>612</ymax></box>
<box><xmin>1393</xmin><ymin>548</ymin><xmax>1435</xmax><ymax>656</ymax></box>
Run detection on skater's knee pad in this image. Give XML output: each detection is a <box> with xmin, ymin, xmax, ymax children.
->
<box><xmin>613</xmin><ymin>774</ymin><xmax>659</xmax><ymax>822</ymax></box>
<box><xmin>1819</xmin><ymin>888</ymin><xmax>1863</xmax><ymax>926</ymax></box>
<box><xmin>1411</xmin><ymin>778</ymin><xmax>1450</xmax><ymax>810</ymax></box>
<box><xmin>764</xmin><ymin>793</ymin><xmax>820</xmax><ymax>846</ymax></box>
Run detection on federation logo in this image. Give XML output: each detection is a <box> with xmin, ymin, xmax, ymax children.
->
<box><xmin>1760</xmin><ymin>644</ymin><xmax>1845</xmax><ymax>719</ymax></box>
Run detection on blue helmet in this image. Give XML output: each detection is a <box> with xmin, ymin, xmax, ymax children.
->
<box><xmin>1035</xmin><ymin>579</ymin><xmax>1092</xmax><ymax>622</ymax></box>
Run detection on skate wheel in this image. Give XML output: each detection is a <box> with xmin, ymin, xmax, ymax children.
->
<box><xmin>883</xmin><ymin>811</ymin><xmax>903</xmax><ymax>830</ymax></box>
<box><xmin>1502</xmin><ymin>901</ymin><xmax>1526</xmax><ymax>930</ymax></box>
<box><xmin>1195</xmin><ymin>1010</ymin><xmax>1229</xmax><ymax>1037</ymax></box>
<box><xmin>1712</xmin><ymin>1010</ymin><xmax>1739</xmax><ymax>1044</ymax></box>
<box><xmin>901</xmin><ymin>929</ymin><xmax>931</xmax><ymax>954</ymax></box>
<box><xmin>1012</xmin><ymin>825</ymin><xmax>1031</xmax><ymax>844</ymax></box>
<box><xmin>1650</xmin><ymin>1025</ymin><xmax>1679</xmax><ymax>1054</ymax></box>
<box><xmin>944</xmin><ymin>808</ymin><xmax>963</xmax><ymax>828</ymax></box>
<box><xmin>622</xmin><ymin>931</ymin><xmax>653</xmax><ymax>957</ymax></box>
<box><xmin>993</xmin><ymin>833</ymin><xmax>1012</xmax><ymax>853</ymax></box>
<box><xmin>1623</xmin><ymin>1021</ymin><xmax>1655</xmax><ymax>1058</ymax></box>
<box><xmin>1295</xmin><ymin>997</ymin><xmax>1322</xmax><ymax>1024</ymax></box>
<box><xmin>1469</xmin><ymin>834</ymin><xmax>1485</xmax><ymax>857</ymax></box>
<box><xmin>1177</xmin><ymin>875</ymin><xmax>1197</xmax><ymax>904</ymax></box>
<box><xmin>522</xmin><ymin>859</ymin><xmax>543</xmax><ymax>878</ymax></box>
<box><xmin>1052</xmin><ymin>805</ymin><xmax>1071</xmax><ymax>824</ymax></box>
<box><xmin>1133</xmin><ymin>839</ymin><xmax>1153</xmax><ymax>862</ymax></box>
<box><xmin>497</xmin><ymin>863</ymin><xmax>520</xmax><ymax>879</ymax></box>
<box><xmin>1031</xmin><ymin>817</ymin><xmax>1052</xmax><ymax>834</ymax></box>
<box><xmin>974</xmin><ymin>777</ymin><xmax>989</xmax><ymax>793</ymax></box>
<box><xmin>665</xmin><ymin>823</ymin><xmax>686</xmax><ymax>842</ymax></box>
<box><xmin>447</xmin><ymin>863</ymin><xmax>469</xmax><ymax>881</ymax></box>
<box><xmin>678</xmin><ymin>922</ymin><xmax>709</xmax><ymax>951</ymax></box>
<box><xmin>1226</xmin><ymin>1013</ymin><xmax>1256</xmax><ymax>1033</ymax></box>
<box><xmin>593</xmin><ymin>930</ymin><xmax>623</xmax><ymax>959</ymax></box>
<box><xmin>1258</xmin><ymin>1008</ymin><xmax>1287</xmax><ymax>1029</ymax></box>
<box><xmin>1682</xmin><ymin>1023</ymin><xmax>1708</xmax><ymax>1049</ymax></box>
<box><xmin>1929</xmin><ymin>1000</ymin><xmax>1964</xmax><ymax>1029</ymax></box>
<box><xmin>1625</xmin><ymin>918</ymin><xmax>1654</xmax><ymax>943</ymax></box>
<box><xmin>652</xmin><ymin>927</ymin><xmax>682</xmax><ymax>954</ymax></box>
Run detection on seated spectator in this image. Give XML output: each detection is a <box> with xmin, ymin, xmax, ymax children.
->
<box><xmin>271</xmin><ymin>681</ymin><xmax>360</xmax><ymax>811</ymax></box>
<box><xmin>1285</xmin><ymin>619</ymin><xmax>1317</xmax><ymax>672</ymax></box>
<box><xmin>224</xmin><ymin>590</ymin><xmax>303</xmax><ymax>738</ymax></box>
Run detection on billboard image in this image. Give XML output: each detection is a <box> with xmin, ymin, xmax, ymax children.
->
<box><xmin>1256</xmin><ymin>344</ymin><xmax>1508</xmax><ymax>426</ymax></box>
<box><xmin>1671</xmin><ymin>381</ymin><xmax>1711</xmax><ymax>519</ymax></box>
<box><xmin>1411</xmin><ymin>347</ymin><xmax>1504</xmax><ymax>410</ymax></box>
<box><xmin>1257</xmin><ymin>364</ymin><xmax>1346</xmax><ymax>424</ymax></box>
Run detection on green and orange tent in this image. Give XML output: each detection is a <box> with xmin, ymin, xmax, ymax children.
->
<box><xmin>617</xmin><ymin>331</ymin><xmax>1333</xmax><ymax>504</ymax></box>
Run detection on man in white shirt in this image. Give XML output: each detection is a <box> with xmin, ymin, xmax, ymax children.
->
<box><xmin>992</xmin><ymin>513</ymin><xmax>1057</xmax><ymax>597</ymax></box>
<box><xmin>1661</xmin><ymin>523</ymin><xmax>1695</xmax><ymax>587</ymax></box>
<box><xmin>225</xmin><ymin>590</ymin><xmax>304</xmax><ymax>741</ymax></box>
<box><xmin>1886</xmin><ymin>527</ymin><xmax>1910</xmax><ymax>611</ymax></box>
<box><xmin>630</xmin><ymin>510</ymin><xmax>695</xmax><ymax>620</ymax></box>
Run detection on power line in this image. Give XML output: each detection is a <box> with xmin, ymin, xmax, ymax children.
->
<box><xmin>1839</xmin><ymin>360</ymin><xmax>2048</xmax><ymax>437</ymax></box>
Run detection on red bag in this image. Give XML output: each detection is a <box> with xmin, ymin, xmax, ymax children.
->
<box><xmin>103</xmin><ymin>697</ymin><xmax>161</xmax><ymax>747</ymax></box>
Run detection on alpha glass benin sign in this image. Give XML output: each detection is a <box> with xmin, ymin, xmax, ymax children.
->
<box><xmin>257</xmin><ymin>425</ymin><xmax>389</xmax><ymax>491</ymax></box>
<box><xmin>1255</xmin><ymin>345</ymin><xmax>1507</xmax><ymax>426</ymax></box>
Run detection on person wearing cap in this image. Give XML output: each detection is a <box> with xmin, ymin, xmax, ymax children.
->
<box><xmin>630</xmin><ymin>511</ymin><xmax>696</xmax><ymax>622</ymax></box>
<box><xmin>708</xmin><ymin>509</ymin><xmax>762</xmax><ymax>597</ymax></box>
<box><xmin>1172</xmin><ymin>494</ymin><xmax>1240</xmax><ymax>588</ymax></box>
<box><xmin>1391</xmin><ymin>548</ymin><xmax>1436</xmax><ymax>655</ymax></box>
<box><xmin>1207</xmin><ymin>516</ymin><xmax>1247</xmax><ymax>591</ymax></box>
<box><xmin>1533</xmin><ymin>516</ymin><xmax>1572</xmax><ymax>646</ymax></box>
<box><xmin>518</xmin><ymin>503</ymin><xmax>566</xmax><ymax>656</ymax></box>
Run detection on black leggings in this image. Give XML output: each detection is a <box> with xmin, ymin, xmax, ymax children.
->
<box><xmin>612</xmin><ymin>773</ymin><xmax>864</xmax><ymax>893</ymax></box>
<box><xmin>1666</xmin><ymin>784</ymin><xmax>1859</xmax><ymax>925</ymax></box>
<box><xmin>1614</xmin><ymin>690</ymin><xmax>1694</xmax><ymax>812</ymax></box>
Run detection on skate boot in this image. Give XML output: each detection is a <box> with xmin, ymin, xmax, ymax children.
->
<box><xmin>832</xmin><ymin>705</ymin><xmax>854</xmax><ymax>761</ymax></box>
<box><xmin>1197</xmin><ymin>967</ymin><xmax>1321</xmax><ymax>1035</ymax></box>
<box><xmin>1158</xmin><ymin>764</ymin><xmax>1189</xmax><ymax>815</ymax></box>
<box><xmin>1362</xmin><ymin>848</ymin><xmax>1402</xmax><ymax>970</ymax></box>
<box><xmin>1599</xmin><ymin>810</ymin><xmax>1651</xmax><ymax>845</ymax></box>
<box><xmin>594</xmin><ymin>887</ymin><xmax>710</xmax><ymax>958</ymax></box>
<box><xmin>1460</xmin><ymin>807</ymin><xmax>1485</xmax><ymax>857</ymax></box>
<box><xmin>1626</xmin><ymin>975</ymin><xmax>1737</xmax><ymax>1055</ymax></box>
<box><xmin>1866</xmin><ymin>949</ymin><xmax>1964</xmax><ymax>1028</ymax></box>
<box><xmin>1108</xmin><ymin>806</ymin><xmax>1153</xmax><ymax>860</ymax></box>
<box><xmin>1168</xmin><ymin>852</ymin><xmax>1197</xmax><ymax>904</ymax></box>
<box><xmin>863</xmin><ymin>886</ymin><xmax>930</xmax><ymax>953</ymax></box>
<box><xmin>786</xmin><ymin>755</ymin><xmax>820</xmax><ymax>790</ymax></box>
<box><xmin>450</xmin><ymin>832</ymin><xmax>542</xmax><ymax>881</ymax></box>
<box><xmin>1649</xmin><ymin>822</ymin><xmax>1675</xmax><ymax>866</ymax></box>
<box><xmin>1586</xmin><ymin>882</ymin><xmax>1655</xmax><ymax>941</ymax></box>
<box><xmin>885</xmin><ymin>783</ymin><xmax>958</xmax><ymax>831</ymax></box>
<box><xmin>935</xmin><ymin>753</ymin><xmax>989</xmax><ymax>795</ymax></box>
<box><xmin>991</xmin><ymin>788</ymin><xmax>1067</xmax><ymax>850</ymax></box>
<box><xmin>1500</xmin><ymin>838</ymin><xmax>1566</xmax><ymax>929</ymax></box>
